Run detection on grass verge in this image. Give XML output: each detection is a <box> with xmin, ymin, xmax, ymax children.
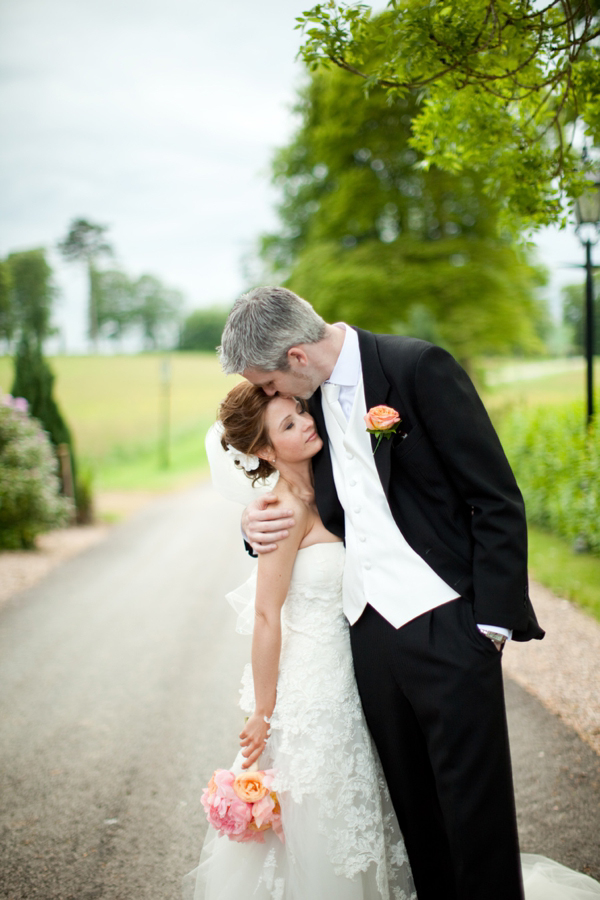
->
<box><xmin>528</xmin><ymin>526</ymin><xmax>600</xmax><ymax>623</ymax></box>
<box><xmin>92</xmin><ymin>422</ymin><xmax>212</xmax><ymax>493</ymax></box>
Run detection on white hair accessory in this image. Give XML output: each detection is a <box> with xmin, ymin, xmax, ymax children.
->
<box><xmin>205</xmin><ymin>423</ymin><xmax>278</xmax><ymax>505</ymax></box>
<box><xmin>225</xmin><ymin>444</ymin><xmax>261</xmax><ymax>472</ymax></box>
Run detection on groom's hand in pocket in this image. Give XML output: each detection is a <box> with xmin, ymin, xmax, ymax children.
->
<box><xmin>242</xmin><ymin>493</ymin><xmax>295</xmax><ymax>554</ymax></box>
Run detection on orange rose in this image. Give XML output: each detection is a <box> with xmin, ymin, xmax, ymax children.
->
<box><xmin>233</xmin><ymin>772</ymin><xmax>269</xmax><ymax>803</ymax></box>
<box><xmin>364</xmin><ymin>405</ymin><xmax>401</xmax><ymax>431</ymax></box>
<box><xmin>207</xmin><ymin>772</ymin><xmax>218</xmax><ymax>795</ymax></box>
<box><xmin>247</xmin><ymin>820</ymin><xmax>272</xmax><ymax>833</ymax></box>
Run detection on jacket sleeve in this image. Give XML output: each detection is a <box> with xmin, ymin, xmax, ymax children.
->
<box><xmin>412</xmin><ymin>344</ymin><xmax>529</xmax><ymax>629</ymax></box>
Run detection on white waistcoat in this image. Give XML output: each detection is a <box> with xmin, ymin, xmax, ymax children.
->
<box><xmin>321</xmin><ymin>376</ymin><xmax>459</xmax><ymax>629</ymax></box>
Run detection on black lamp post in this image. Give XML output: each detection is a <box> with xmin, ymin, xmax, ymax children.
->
<box><xmin>574</xmin><ymin>177</ymin><xmax>600</xmax><ymax>425</ymax></box>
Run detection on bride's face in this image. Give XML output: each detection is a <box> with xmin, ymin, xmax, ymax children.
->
<box><xmin>261</xmin><ymin>397</ymin><xmax>323</xmax><ymax>466</ymax></box>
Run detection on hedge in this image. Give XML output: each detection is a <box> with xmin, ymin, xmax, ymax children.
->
<box><xmin>498</xmin><ymin>402</ymin><xmax>599</xmax><ymax>555</ymax></box>
<box><xmin>0</xmin><ymin>395</ymin><xmax>72</xmax><ymax>549</ymax></box>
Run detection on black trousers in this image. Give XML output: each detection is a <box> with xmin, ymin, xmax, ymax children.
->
<box><xmin>350</xmin><ymin>598</ymin><xmax>524</xmax><ymax>900</ymax></box>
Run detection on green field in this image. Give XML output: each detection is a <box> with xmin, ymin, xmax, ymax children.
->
<box><xmin>1</xmin><ymin>351</ymin><xmax>598</xmax><ymax>614</ymax></box>
<box><xmin>481</xmin><ymin>357</ymin><xmax>597</xmax><ymax>414</ymax></box>
<box><xmin>1</xmin><ymin>353</ymin><xmax>595</xmax><ymax>491</ymax></box>
<box><xmin>0</xmin><ymin>353</ymin><xmax>240</xmax><ymax>492</ymax></box>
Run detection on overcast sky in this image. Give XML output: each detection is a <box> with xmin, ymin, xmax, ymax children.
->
<box><xmin>0</xmin><ymin>0</ymin><xmax>590</xmax><ymax>351</ymax></box>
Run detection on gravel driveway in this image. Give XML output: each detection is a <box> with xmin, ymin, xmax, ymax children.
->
<box><xmin>0</xmin><ymin>483</ymin><xmax>598</xmax><ymax>898</ymax></box>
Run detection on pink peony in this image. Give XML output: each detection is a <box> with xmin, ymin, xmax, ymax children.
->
<box><xmin>213</xmin><ymin>768</ymin><xmax>236</xmax><ymax>798</ymax></box>
<box><xmin>202</xmin><ymin>789</ymin><xmax>253</xmax><ymax>836</ymax></box>
<box><xmin>252</xmin><ymin>792</ymin><xmax>276</xmax><ymax>828</ymax></box>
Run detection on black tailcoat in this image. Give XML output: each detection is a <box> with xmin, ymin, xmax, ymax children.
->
<box><xmin>307</xmin><ymin>329</ymin><xmax>543</xmax><ymax>642</ymax></box>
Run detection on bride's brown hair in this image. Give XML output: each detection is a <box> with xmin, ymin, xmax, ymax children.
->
<box><xmin>218</xmin><ymin>382</ymin><xmax>277</xmax><ymax>485</ymax></box>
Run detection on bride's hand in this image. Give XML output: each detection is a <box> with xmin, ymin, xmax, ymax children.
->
<box><xmin>242</xmin><ymin>494</ymin><xmax>296</xmax><ymax>554</ymax></box>
<box><xmin>239</xmin><ymin>713</ymin><xmax>270</xmax><ymax>769</ymax></box>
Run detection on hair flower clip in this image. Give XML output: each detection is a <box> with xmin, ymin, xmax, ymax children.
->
<box><xmin>226</xmin><ymin>445</ymin><xmax>261</xmax><ymax>472</ymax></box>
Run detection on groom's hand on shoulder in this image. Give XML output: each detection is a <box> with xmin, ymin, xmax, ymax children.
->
<box><xmin>242</xmin><ymin>493</ymin><xmax>296</xmax><ymax>554</ymax></box>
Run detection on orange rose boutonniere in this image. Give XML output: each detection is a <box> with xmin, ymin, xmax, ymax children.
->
<box><xmin>364</xmin><ymin>405</ymin><xmax>402</xmax><ymax>454</ymax></box>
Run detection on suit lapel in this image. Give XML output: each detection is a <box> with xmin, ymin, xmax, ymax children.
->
<box><xmin>308</xmin><ymin>388</ymin><xmax>341</xmax><ymax>527</ymax></box>
<box><xmin>354</xmin><ymin>328</ymin><xmax>394</xmax><ymax>496</ymax></box>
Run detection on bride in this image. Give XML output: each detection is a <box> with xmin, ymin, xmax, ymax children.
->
<box><xmin>184</xmin><ymin>382</ymin><xmax>600</xmax><ymax>900</ymax></box>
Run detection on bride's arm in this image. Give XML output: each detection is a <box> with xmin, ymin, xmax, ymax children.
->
<box><xmin>239</xmin><ymin>500</ymin><xmax>307</xmax><ymax>769</ymax></box>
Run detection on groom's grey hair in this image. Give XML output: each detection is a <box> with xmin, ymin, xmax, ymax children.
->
<box><xmin>219</xmin><ymin>286</ymin><xmax>326</xmax><ymax>374</ymax></box>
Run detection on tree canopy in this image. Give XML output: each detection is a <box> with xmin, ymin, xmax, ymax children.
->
<box><xmin>178</xmin><ymin>307</ymin><xmax>230</xmax><ymax>352</ymax></box>
<box><xmin>297</xmin><ymin>0</ymin><xmax>600</xmax><ymax>229</ymax></box>
<box><xmin>91</xmin><ymin>268</ymin><xmax>183</xmax><ymax>349</ymax></box>
<box><xmin>135</xmin><ymin>274</ymin><xmax>183</xmax><ymax>350</ymax></box>
<box><xmin>0</xmin><ymin>259</ymin><xmax>14</xmax><ymax>345</ymax></box>
<box><xmin>58</xmin><ymin>218</ymin><xmax>113</xmax><ymax>346</ymax></box>
<box><xmin>562</xmin><ymin>275</ymin><xmax>600</xmax><ymax>353</ymax></box>
<box><xmin>6</xmin><ymin>248</ymin><xmax>56</xmax><ymax>346</ymax></box>
<box><xmin>260</xmin><ymin>62</ymin><xmax>548</xmax><ymax>365</ymax></box>
<box><xmin>57</xmin><ymin>218</ymin><xmax>113</xmax><ymax>264</ymax></box>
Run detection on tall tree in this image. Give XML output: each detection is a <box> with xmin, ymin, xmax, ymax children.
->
<box><xmin>7</xmin><ymin>248</ymin><xmax>86</xmax><ymax>519</ymax></box>
<box><xmin>260</xmin><ymin>63</ymin><xmax>547</xmax><ymax>367</ymax></box>
<box><xmin>562</xmin><ymin>276</ymin><xmax>600</xmax><ymax>354</ymax></box>
<box><xmin>297</xmin><ymin>1</ymin><xmax>600</xmax><ymax>229</ymax></box>
<box><xmin>57</xmin><ymin>218</ymin><xmax>113</xmax><ymax>348</ymax></box>
<box><xmin>134</xmin><ymin>274</ymin><xmax>183</xmax><ymax>350</ymax></box>
<box><xmin>92</xmin><ymin>268</ymin><xmax>137</xmax><ymax>342</ymax></box>
<box><xmin>7</xmin><ymin>248</ymin><xmax>55</xmax><ymax>346</ymax></box>
<box><xmin>0</xmin><ymin>259</ymin><xmax>13</xmax><ymax>348</ymax></box>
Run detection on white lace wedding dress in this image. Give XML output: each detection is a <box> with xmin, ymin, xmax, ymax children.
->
<box><xmin>184</xmin><ymin>541</ymin><xmax>416</xmax><ymax>900</ymax></box>
<box><xmin>184</xmin><ymin>541</ymin><xmax>600</xmax><ymax>900</ymax></box>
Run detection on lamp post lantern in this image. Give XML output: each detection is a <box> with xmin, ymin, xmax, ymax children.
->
<box><xmin>574</xmin><ymin>177</ymin><xmax>600</xmax><ymax>426</ymax></box>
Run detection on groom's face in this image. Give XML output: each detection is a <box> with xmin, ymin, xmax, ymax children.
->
<box><xmin>243</xmin><ymin>360</ymin><xmax>321</xmax><ymax>401</ymax></box>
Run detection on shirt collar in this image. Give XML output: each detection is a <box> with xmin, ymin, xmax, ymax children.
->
<box><xmin>325</xmin><ymin>323</ymin><xmax>361</xmax><ymax>388</ymax></box>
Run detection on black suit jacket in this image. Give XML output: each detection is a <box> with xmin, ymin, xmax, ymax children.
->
<box><xmin>307</xmin><ymin>329</ymin><xmax>544</xmax><ymax>642</ymax></box>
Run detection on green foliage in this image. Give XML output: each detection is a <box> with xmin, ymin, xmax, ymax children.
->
<box><xmin>296</xmin><ymin>1</ymin><xmax>600</xmax><ymax>229</ymax></box>
<box><xmin>562</xmin><ymin>275</ymin><xmax>600</xmax><ymax>355</ymax></box>
<box><xmin>1</xmin><ymin>249</ymin><xmax>89</xmax><ymax>520</ymax></box>
<box><xmin>57</xmin><ymin>218</ymin><xmax>112</xmax><ymax>263</ymax></box>
<box><xmin>178</xmin><ymin>307</ymin><xmax>229</xmax><ymax>352</ymax></box>
<box><xmin>11</xmin><ymin>335</ymin><xmax>86</xmax><ymax>519</ymax></box>
<box><xmin>499</xmin><ymin>403</ymin><xmax>600</xmax><ymax>554</ymax></box>
<box><xmin>91</xmin><ymin>268</ymin><xmax>183</xmax><ymax>348</ymax></box>
<box><xmin>288</xmin><ymin>236</ymin><xmax>546</xmax><ymax>365</ymax></box>
<box><xmin>92</xmin><ymin>267</ymin><xmax>137</xmax><ymax>339</ymax></box>
<box><xmin>0</xmin><ymin>260</ymin><xmax>13</xmax><ymax>344</ymax></box>
<box><xmin>135</xmin><ymin>274</ymin><xmax>183</xmax><ymax>350</ymax></box>
<box><xmin>262</xmin><ymin>63</ymin><xmax>548</xmax><ymax>364</ymax></box>
<box><xmin>74</xmin><ymin>464</ymin><xmax>94</xmax><ymax>525</ymax></box>
<box><xmin>6</xmin><ymin>248</ymin><xmax>56</xmax><ymax>344</ymax></box>
<box><xmin>528</xmin><ymin>526</ymin><xmax>600</xmax><ymax>622</ymax></box>
<box><xmin>12</xmin><ymin>335</ymin><xmax>72</xmax><ymax>447</ymax></box>
<box><xmin>57</xmin><ymin>218</ymin><xmax>113</xmax><ymax>344</ymax></box>
<box><xmin>0</xmin><ymin>397</ymin><xmax>71</xmax><ymax>549</ymax></box>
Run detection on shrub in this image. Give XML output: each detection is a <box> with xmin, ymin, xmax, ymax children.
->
<box><xmin>178</xmin><ymin>307</ymin><xmax>229</xmax><ymax>352</ymax></box>
<box><xmin>0</xmin><ymin>395</ymin><xmax>72</xmax><ymax>549</ymax></box>
<box><xmin>499</xmin><ymin>403</ymin><xmax>600</xmax><ymax>555</ymax></box>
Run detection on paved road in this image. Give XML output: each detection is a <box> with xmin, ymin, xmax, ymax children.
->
<box><xmin>1</xmin><ymin>484</ymin><xmax>598</xmax><ymax>899</ymax></box>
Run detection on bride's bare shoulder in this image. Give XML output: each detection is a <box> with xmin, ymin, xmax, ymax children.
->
<box><xmin>273</xmin><ymin>484</ymin><xmax>310</xmax><ymax>527</ymax></box>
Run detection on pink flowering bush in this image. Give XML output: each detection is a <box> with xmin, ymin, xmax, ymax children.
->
<box><xmin>201</xmin><ymin>768</ymin><xmax>283</xmax><ymax>844</ymax></box>
<box><xmin>0</xmin><ymin>395</ymin><xmax>72</xmax><ymax>549</ymax></box>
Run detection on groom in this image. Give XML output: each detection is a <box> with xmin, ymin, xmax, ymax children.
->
<box><xmin>219</xmin><ymin>286</ymin><xmax>544</xmax><ymax>900</ymax></box>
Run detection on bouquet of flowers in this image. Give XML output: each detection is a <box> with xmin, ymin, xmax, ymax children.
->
<box><xmin>201</xmin><ymin>768</ymin><xmax>284</xmax><ymax>844</ymax></box>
